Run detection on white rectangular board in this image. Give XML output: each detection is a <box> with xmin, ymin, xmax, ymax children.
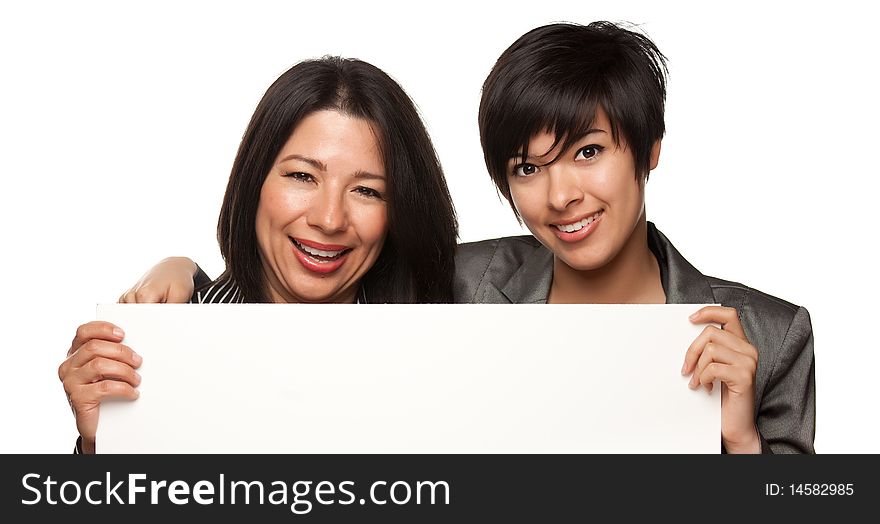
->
<box><xmin>96</xmin><ymin>304</ymin><xmax>720</xmax><ymax>453</ymax></box>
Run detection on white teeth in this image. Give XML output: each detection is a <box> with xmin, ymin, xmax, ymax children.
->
<box><xmin>298</xmin><ymin>242</ymin><xmax>345</xmax><ymax>258</ymax></box>
<box><xmin>554</xmin><ymin>211</ymin><xmax>603</xmax><ymax>233</ymax></box>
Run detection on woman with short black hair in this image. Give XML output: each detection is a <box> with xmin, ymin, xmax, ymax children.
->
<box><xmin>460</xmin><ymin>22</ymin><xmax>814</xmax><ymax>454</ymax></box>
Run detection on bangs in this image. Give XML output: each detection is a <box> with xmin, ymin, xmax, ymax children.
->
<box><xmin>511</xmin><ymin>87</ymin><xmax>623</xmax><ymax>168</ymax></box>
<box><xmin>480</xmin><ymin>42</ymin><xmax>627</xmax><ymax>181</ymax></box>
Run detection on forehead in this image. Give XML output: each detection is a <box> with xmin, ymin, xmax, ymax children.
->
<box><xmin>278</xmin><ymin>110</ymin><xmax>384</xmax><ymax>170</ymax></box>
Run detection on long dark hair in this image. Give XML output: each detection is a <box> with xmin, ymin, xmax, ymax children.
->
<box><xmin>217</xmin><ymin>57</ymin><xmax>457</xmax><ymax>303</ymax></box>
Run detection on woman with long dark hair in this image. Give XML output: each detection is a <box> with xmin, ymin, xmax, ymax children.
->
<box><xmin>59</xmin><ymin>57</ymin><xmax>457</xmax><ymax>453</ymax></box>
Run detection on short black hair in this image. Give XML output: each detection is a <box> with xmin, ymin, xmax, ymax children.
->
<box><xmin>478</xmin><ymin>21</ymin><xmax>668</xmax><ymax>217</ymax></box>
<box><xmin>217</xmin><ymin>57</ymin><xmax>458</xmax><ymax>303</ymax></box>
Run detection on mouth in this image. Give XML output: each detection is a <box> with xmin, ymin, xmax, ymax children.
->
<box><xmin>553</xmin><ymin>210</ymin><xmax>603</xmax><ymax>232</ymax></box>
<box><xmin>551</xmin><ymin>210</ymin><xmax>604</xmax><ymax>242</ymax></box>
<box><xmin>289</xmin><ymin>237</ymin><xmax>352</xmax><ymax>274</ymax></box>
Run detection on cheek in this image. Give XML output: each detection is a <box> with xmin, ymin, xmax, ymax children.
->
<box><xmin>616</xmin><ymin>178</ymin><xmax>645</xmax><ymax>213</ymax></box>
<box><xmin>509</xmin><ymin>184</ymin><xmax>540</xmax><ymax>222</ymax></box>
<box><xmin>351</xmin><ymin>204</ymin><xmax>388</xmax><ymax>251</ymax></box>
<box><xmin>257</xmin><ymin>180</ymin><xmax>309</xmax><ymax>230</ymax></box>
<box><xmin>593</xmin><ymin>169</ymin><xmax>642</xmax><ymax>211</ymax></box>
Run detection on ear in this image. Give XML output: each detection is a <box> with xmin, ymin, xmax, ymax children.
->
<box><xmin>649</xmin><ymin>139</ymin><xmax>662</xmax><ymax>170</ymax></box>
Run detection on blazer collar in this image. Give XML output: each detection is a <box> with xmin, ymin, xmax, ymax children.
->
<box><xmin>647</xmin><ymin>222</ymin><xmax>716</xmax><ymax>304</ymax></box>
<box><xmin>499</xmin><ymin>222</ymin><xmax>716</xmax><ymax>304</ymax></box>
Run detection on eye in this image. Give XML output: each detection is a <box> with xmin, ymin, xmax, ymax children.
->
<box><xmin>512</xmin><ymin>163</ymin><xmax>539</xmax><ymax>177</ymax></box>
<box><xmin>353</xmin><ymin>186</ymin><xmax>384</xmax><ymax>200</ymax></box>
<box><xmin>283</xmin><ymin>172</ymin><xmax>315</xmax><ymax>183</ymax></box>
<box><xmin>575</xmin><ymin>145</ymin><xmax>604</xmax><ymax>161</ymax></box>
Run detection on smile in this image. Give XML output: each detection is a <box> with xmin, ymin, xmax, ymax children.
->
<box><xmin>290</xmin><ymin>237</ymin><xmax>352</xmax><ymax>274</ymax></box>
<box><xmin>553</xmin><ymin>210</ymin><xmax>603</xmax><ymax>233</ymax></box>
<box><xmin>292</xmin><ymin>239</ymin><xmax>348</xmax><ymax>259</ymax></box>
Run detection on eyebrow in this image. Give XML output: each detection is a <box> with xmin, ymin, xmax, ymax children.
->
<box><xmin>352</xmin><ymin>171</ymin><xmax>386</xmax><ymax>181</ymax></box>
<box><xmin>280</xmin><ymin>154</ymin><xmax>327</xmax><ymax>171</ymax></box>
<box><xmin>279</xmin><ymin>154</ymin><xmax>385</xmax><ymax>180</ymax></box>
<box><xmin>509</xmin><ymin>128</ymin><xmax>607</xmax><ymax>160</ymax></box>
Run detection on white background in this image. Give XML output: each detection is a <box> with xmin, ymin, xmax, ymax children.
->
<box><xmin>1</xmin><ymin>0</ymin><xmax>877</xmax><ymax>452</ymax></box>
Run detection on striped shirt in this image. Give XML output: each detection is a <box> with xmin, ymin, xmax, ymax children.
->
<box><xmin>191</xmin><ymin>277</ymin><xmax>366</xmax><ymax>304</ymax></box>
<box><xmin>191</xmin><ymin>278</ymin><xmax>245</xmax><ymax>304</ymax></box>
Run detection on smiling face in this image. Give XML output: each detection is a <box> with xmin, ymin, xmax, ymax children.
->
<box><xmin>507</xmin><ymin>107</ymin><xmax>658</xmax><ymax>272</ymax></box>
<box><xmin>255</xmin><ymin>110</ymin><xmax>388</xmax><ymax>303</ymax></box>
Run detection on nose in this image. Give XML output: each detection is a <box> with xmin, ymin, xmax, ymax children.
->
<box><xmin>546</xmin><ymin>164</ymin><xmax>584</xmax><ymax>211</ymax></box>
<box><xmin>306</xmin><ymin>185</ymin><xmax>348</xmax><ymax>234</ymax></box>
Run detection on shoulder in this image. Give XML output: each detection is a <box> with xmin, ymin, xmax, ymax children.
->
<box><xmin>705</xmin><ymin>275</ymin><xmax>808</xmax><ymax>343</ymax></box>
<box><xmin>700</xmin><ymin>270</ymin><xmax>813</xmax><ymax>367</ymax></box>
<box><xmin>653</xmin><ymin>222</ymin><xmax>810</xmax><ymax>350</ymax></box>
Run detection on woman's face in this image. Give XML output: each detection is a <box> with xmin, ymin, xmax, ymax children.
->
<box><xmin>507</xmin><ymin>107</ymin><xmax>658</xmax><ymax>271</ymax></box>
<box><xmin>255</xmin><ymin>110</ymin><xmax>388</xmax><ymax>303</ymax></box>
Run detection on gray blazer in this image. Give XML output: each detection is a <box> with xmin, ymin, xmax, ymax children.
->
<box><xmin>453</xmin><ymin>222</ymin><xmax>816</xmax><ymax>454</ymax></box>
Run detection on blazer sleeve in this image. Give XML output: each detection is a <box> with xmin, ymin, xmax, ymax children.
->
<box><xmin>756</xmin><ymin>306</ymin><xmax>816</xmax><ymax>453</ymax></box>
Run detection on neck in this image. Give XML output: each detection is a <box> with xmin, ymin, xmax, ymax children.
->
<box><xmin>548</xmin><ymin>215</ymin><xmax>665</xmax><ymax>304</ymax></box>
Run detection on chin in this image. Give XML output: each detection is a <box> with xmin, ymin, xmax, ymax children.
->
<box><xmin>556</xmin><ymin>248</ymin><xmax>615</xmax><ymax>272</ymax></box>
<box><xmin>284</xmin><ymin>280</ymin><xmax>340</xmax><ymax>303</ymax></box>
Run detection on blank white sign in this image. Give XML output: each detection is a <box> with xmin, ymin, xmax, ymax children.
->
<box><xmin>95</xmin><ymin>304</ymin><xmax>720</xmax><ymax>453</ymax></box>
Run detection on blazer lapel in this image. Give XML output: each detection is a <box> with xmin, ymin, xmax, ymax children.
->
<box><xmin>499</xmin><ymin>242</ymin><xmax>554</xmax><ymax>304</ymax></box>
